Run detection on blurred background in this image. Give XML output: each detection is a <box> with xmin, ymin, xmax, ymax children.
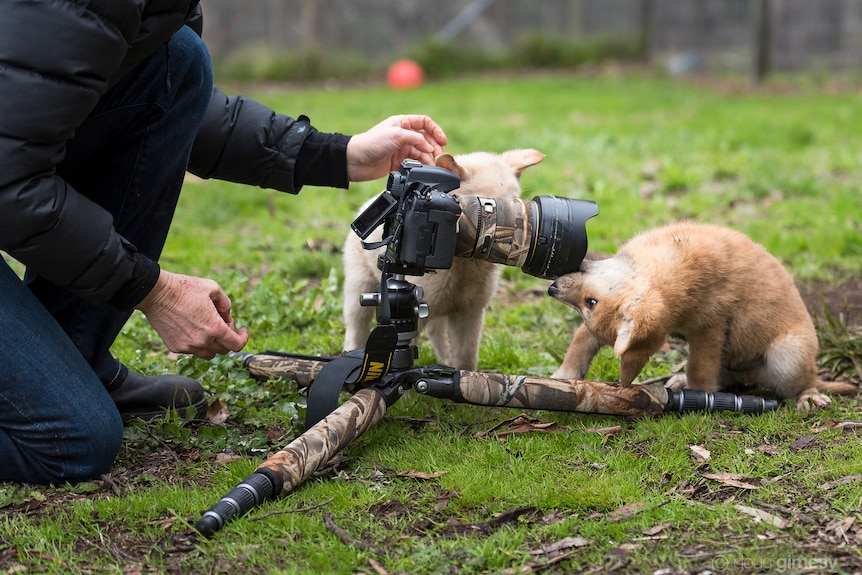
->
<box><xmin>200</xmin><ymin>0</ymin><xmax>862</xmax><ymax>84</ymax></box>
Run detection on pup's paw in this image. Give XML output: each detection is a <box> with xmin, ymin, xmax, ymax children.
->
<box><xmin>796</xmin><ymin>389</ymin><xmax>832</xmax><ymax>411</ymax></box>
<box><xmin>665</xmin><ymin>373</ymin><xmax>688</xmax><ymax>392</ymax></box>
<box><xmin>551</xmin><ymin>367</ymin><xmax>583</xmax><ymax>380</ymax></box>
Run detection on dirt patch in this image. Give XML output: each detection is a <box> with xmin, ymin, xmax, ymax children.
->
<box><xmin>798</xmin><ymin>276</ymin><xmax>862</xmax><ymax>327</ymax></box>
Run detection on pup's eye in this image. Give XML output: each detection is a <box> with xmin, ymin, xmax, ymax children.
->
<box><xmin>585</xmin><ymin>298</ymin><xmax>597</xmax><ymax>309</ymax></box>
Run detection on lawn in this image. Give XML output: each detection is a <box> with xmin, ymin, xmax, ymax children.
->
<box><xmin>1</xmin><ymin>72</ymin><xmax>861</xmax><ymax>574</ymax></box>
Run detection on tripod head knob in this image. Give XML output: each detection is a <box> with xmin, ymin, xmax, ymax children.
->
<box><xmin>416</xmin><ymin>302</ymin><xmax>430</xmax><ymax>319</ymax></box>
<box><xmin>359</xmin><ymin>292</ymin><xmax>381</xmax><ymax>307</ymax></box>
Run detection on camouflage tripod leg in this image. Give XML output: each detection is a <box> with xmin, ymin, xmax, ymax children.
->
<box><xmin>195</xmin><ymin>387</ymin><xmax>387</xmax><ymax>536</ymax></box>
<box><xmin>452</xmin><ymin>371</ymin><xmax>671</xmax><ymax>416</ymax></box>
<box><xmin>240</xmin><ymin>352</ymin><xmax>329</xmax><ymax>388</ymax></box>
<box><xmin>257</xmin><ymin>387</ymin><xmax>387</xmax><ymax>492</ymax></box>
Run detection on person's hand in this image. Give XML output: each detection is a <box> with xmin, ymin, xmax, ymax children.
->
<box><xmin>135</xmin><ymin>270</ymin><xmax>249</xmax><ymax>360</ymax></box>
<box><xmin>345</xmin><ymin>114</ymin><xmax>448</xmax><ymax>182</ymax></box>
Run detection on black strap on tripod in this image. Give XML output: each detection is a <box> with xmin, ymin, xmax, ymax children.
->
<box><xmin>353</xmin><ymin>324</ymin><xmax>397</xmax><ymax>384</ymax></box>
<box><xmin>303</xmin><ymin>325</ymin><xmax>398</xmax><ymax>430</ymax></box>
<box><xmin>303</xmin><ymin>354</ymin><xmax>362</xmax><ymax>430</ymax></box>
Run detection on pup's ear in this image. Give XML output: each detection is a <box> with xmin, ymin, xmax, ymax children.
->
<box><xmin>501</xmin><ymin>149</ymin><xmax>545</xmax><ymax>178</ymax></box>
<box><xmin>435</xmin><ymin>153</ymin><xmax>468</xmax><ymax>178</ymax></box>
<box><xmin>613</xmin><ymin>316</ymin><xmax>633</xmax><ymax>357</ymax></box>
<box><xmin>612</xmin><ymin>298</ymin><xmax>663</xmax><ymax>357</ymax></box>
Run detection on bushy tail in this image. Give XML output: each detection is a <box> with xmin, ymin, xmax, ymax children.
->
<box><xmin>816</xmin><ymin>379</ymin><xmax>860</xmax><ymax>397</ymax></box>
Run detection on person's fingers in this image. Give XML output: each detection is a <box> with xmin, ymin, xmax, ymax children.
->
<box><xmin>398</xmin><ymin>114</ymin><xmax>448</xmax><ymax>142</ymax></box>
<box><xmin>217</xmin><ymin>324</ymin><xmax>249</xmax><ymax>352</ymax></box>
<box><xmin>188</xmin><ymin>324</ymin><xmax>246</xmax><ymax>358</ymax></box>
<box><xmin>410</xmin><ymin>145</ymin><xmax>436</xmax><ymax>166</ymax></box>
<box><xmin>397</xmin><ymin>116</ymin><xmax>447</xmax><ymax>155</ymax></box>
<box><xmin>394</xmin><ymin>130</ymin><xmax>438</xmax><ymax>161</ymax></box>
<box><xmin>211</xmin><ymin>288</ymin><xmax>235</xmax><ymax>326</ymax></box>
<box><xmin>209</xmin><ymin>290</ymin><xmax>249</xmax><ymax>352</ymax></box>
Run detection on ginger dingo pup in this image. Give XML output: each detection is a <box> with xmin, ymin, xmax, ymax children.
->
<box><xmin>548</xmin><ymin>221</ymin><xmax>858</xmax><ymax>410</ymax></box>
<box><xmin>343</xmin><ymin>149</ymin><xmax>545</xmax><ymax>370</ymax></box>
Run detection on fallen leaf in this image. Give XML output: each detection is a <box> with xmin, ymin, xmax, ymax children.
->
<box><xmin>702</xmin><ymin>472</ymin><xmax>759</xmax><ymax>490</ymax></box>
<box><xmin>499</xmin><ymin>550</ymin><xmax>578</xmax><ymax>575</ymax></box>
<box><xmin>264</xmin><ymin>429</ymin><xmax>283</xmax><ymax>441</ymax></box>
<box><xmin>580</xmin><ymin>425</ymin><xmax>622</xmax><ymax>436</ymax></box>
<box><xmin>207</xmin><ymin>399</ymin><xmax>230</xmax><ymax>425</ymax></box>
<box><xmin>703</xmin><ymin>472</ymin><xmax>745</xmax><ymax>480</ymax></box>
<box><xmin>541</xmin><ymin>511</ymin><xmax>569</xmax><ymax>524</ymax></box>
<box><xmin>788</xmin><ymin>435</ymin><xmax>816</xmax><ymax>450</ymax></box>
<box><xmin>434</xmin><ymin>490</ymin><xmax>458</xmax><ymax>512</ymax></box>
<box><xmin>689</xmin><ymin>445</ymin><xmax>711</xmax><ymax>462</ymax></box>
<box><xmin>733</xmin><ymin>504</ymin><xmax>792</xmax><ymax>529</ymax></box>
<box><xmin>756</xmin><ymin>444</ymin><xmax>779</xmax><ymax>456</ymax></box>
<box><xmin>609</xmin><ymin>501</ymin><xmax>646</xmax><ymax>522</ymax></box>
<box><xmin>368</xmin><ymin>557</ymin><xmax>388</xmax><ymax>575</ymax></box>
<box><xmin>812</xmin><ymin>420</ymin><xmax>862</xmax><ymax>433</ymax></box>
<box><xmin>475</xmin><ymin>414</ymin><xmax>565</xmax><ymax>439</ymax></box>
<box><xmin>150</xmin><ymin>516</ymin><xmax>178</xmax><ymax>530</ymax></box>
<box><xmin>581</xmin><ymin>425</ymin><xmax>622</xmax><ymax>445</ymax></box>
<box><xmin>497</xmin><ymin>421</ymin><xmax>563</xmax><ymax>437</ymax></box>
<box><xmin>396</xmin><ymin>469</ymin><xmax>448</xmax><ymax>480</ymax></box>
<box><xmin>819</xmin><ymin>474</ymin><xmax>862</xmax><ymax>490</ymax></box>
<box><xmin>528</xmin><ymin>536</ymin><xmax>591</xmax><ymax>556</ymax></box>
<box><xmin>825</xmin><ymin>516</ymin><xmax>855</xmax><ymax>537</ymax></box>
<box><xmin>834</xmin><ymin>421</ymin><xmax>862</xmax><ymax>430</ymax></box>
<box><xmin>215</xmin><ymin>453</ymin><xmax>242</xmax><ymax>464</ymax></box>
<box><xmin>643</xmin><ymin>522</ymin><xmax>673</xmax><ymax>536</ymax></box>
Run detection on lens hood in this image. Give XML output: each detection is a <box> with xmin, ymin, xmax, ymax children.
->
<box><xmin>521</xmin><ymin>196</ymin><xmax>599</xmax><ymax>279</ymax></box>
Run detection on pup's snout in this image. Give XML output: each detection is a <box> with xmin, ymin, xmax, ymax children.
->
<box><xmin>549</xmin><ymin>274</ymin><xmax>577</xmax><ymax>300</ymax></box>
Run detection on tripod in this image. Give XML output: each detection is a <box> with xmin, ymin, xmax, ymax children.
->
<box><xmin>195</xmin><ymin>271</ymin><xmax>778</xmax><ymax>537</ymax></box>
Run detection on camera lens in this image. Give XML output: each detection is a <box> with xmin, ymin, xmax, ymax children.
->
<box><xmin>453</xmin><ymin>195</ymin><xmax>598</xmax><ymax>280</ymax></box>
<box><xmin>523</xmin><ymin>196</ymin><xmax>600</xmax><ymax>279</ymax></box>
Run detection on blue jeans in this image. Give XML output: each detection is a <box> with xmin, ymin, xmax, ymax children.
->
<box><xmin>0</xmin><ymin>26</ymin><xmax>214</xmax><ymax>483</ymax></box>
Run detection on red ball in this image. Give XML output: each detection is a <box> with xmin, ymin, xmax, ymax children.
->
<box><xmin>386</xmin><ymin>59</ymin><xmax>424</xmax><ymax>90</ymax></box>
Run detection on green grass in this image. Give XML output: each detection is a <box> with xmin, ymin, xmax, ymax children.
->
<box><xmin>2</xmin><ymin>72</ymin><xmax>862</xmax><ymax>573</ymax></box>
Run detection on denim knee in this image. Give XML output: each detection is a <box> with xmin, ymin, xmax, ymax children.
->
<box><xmin>28</xmin><ymin>409</ymin><xmax>124</xmax><ymax>485</ymax></box>
<box><xmin>168</xmin><ymin>26</ymin><xmax>214</xmax><ymax>119</ymax></box>
<box><xmin>0</xmin><ymin>380</ymin><xmax>125</xmax><ymax>485</ymax></box>
<box><xmin>0</xmin><ymin>259</ymin><xmax>124</xmax><ymax>484</ymax></box>
<box><xmin>61</xmin><ymin>409</ymin><xmax>125</xmax><ymax>484</ymax></box>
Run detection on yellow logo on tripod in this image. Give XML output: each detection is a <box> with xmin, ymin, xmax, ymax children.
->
<box><xmin>358</xmin><ymin>357</ymin><xmax>391</xmax><ymax>383</ymax></box>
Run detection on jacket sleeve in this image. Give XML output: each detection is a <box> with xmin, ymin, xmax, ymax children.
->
<box><xmin>188</xmin><ymin>86</ymin><xmax>351</xmax><ymax>194</ymax></box>
<box><xmin>0</xmin><ymin>0</ymin><xmax>161</xmax><ymax>309</ymax></box>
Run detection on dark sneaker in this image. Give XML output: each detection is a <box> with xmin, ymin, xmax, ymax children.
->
<box><xmin>109</xmin><ymin>369</ymin><xmax>208</xmax><ymax>423</ymax></box>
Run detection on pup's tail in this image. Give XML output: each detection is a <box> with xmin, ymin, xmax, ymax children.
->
<box><xmin>815</xmin><ymin>379</ymin><xmax>860</xmax><ymax>397</ymax></box>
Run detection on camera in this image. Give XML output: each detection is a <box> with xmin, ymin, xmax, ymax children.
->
<box><xmin>352</xmin><ymin>159</ymin><xmax>598</xmax><ymax>279</ymax></box>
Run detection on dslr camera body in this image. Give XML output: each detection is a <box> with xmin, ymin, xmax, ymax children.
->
<box><xmin>352</xmin><ymin>159</ymin><xmax>599</xmax><ymax>280</ymax></box>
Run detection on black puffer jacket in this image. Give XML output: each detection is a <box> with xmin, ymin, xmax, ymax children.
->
<box><xmin>0</xmin><ymin>0</ymin><xmax>349</xmax><ymax>309</ymax></box>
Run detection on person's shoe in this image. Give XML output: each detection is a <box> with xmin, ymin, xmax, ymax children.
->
<box><xmin>109</xmin><ymin>370</ymin><xmax>208</xmax><ymax>424</ymax></box>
